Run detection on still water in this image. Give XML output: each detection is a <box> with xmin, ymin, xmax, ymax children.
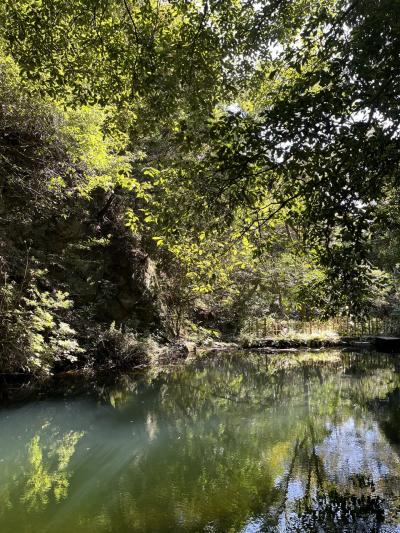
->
<box><xmin>1</xmin><ymin>349</ymin><xmax>400</xmax><ymax>532</ymax></box>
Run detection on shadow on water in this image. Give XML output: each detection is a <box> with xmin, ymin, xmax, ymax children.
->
<box><xmin>1</xmin><ymin>349</ymin><xmax>400</xmax><ymax>532</ymax></box>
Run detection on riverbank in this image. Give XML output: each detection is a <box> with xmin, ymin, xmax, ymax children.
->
<box><xmin>0</xmin><ymin>340</ymin><xmax>357</xmax><ymax>405</ymax></box>
<box><xmin>239</xmin><ymin>331</ymin><xmax>346</xmax><ymax>350</ymax></box>
<box><xmin>0</xmin><ymin>331</ymin><xmax>379</xmax><ymax>392</ymax></box>
<box><xmin>0</xmin><ymin>334</ymin><xmax>395</xmax><ymax>407</ymax></box>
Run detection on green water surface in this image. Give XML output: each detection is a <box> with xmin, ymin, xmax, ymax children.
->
<box><xmin>1</xmin><ymin>349</ymin><xmax>400</xmax><ymax>532</ymax></box>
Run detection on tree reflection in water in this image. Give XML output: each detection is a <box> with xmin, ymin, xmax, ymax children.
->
<box><xmin>0</xmin><ymin>350</ymin><xmax>400</xmax><ymax>532</ymax></box>
<box><xmin>22</xmin><ymin>431</ymin><xmax>85</xmax><ymax>510</ymax></box>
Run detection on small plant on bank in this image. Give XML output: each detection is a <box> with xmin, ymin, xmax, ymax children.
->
<box><xmin>94</xmin><ymin>322</ymin><xmax>151</xmax><ymax>370</ymax></box>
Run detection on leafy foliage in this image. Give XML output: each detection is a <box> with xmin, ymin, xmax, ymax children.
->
<box><xmin>1</xmin><ymin>0</ymin><xmax>400</xmax><ymax>373</ymax></box>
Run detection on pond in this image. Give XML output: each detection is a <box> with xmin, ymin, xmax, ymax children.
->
<box><xmin>1</xmin><ymin>349</ymin><xmax>400</xmax><ymax>532</ymax></box>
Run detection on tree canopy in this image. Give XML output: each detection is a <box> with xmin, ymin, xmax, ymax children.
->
<box><xmin>1</xmin><ymin>0</ymin><xmax>400</xmax><ymax>373</ymax></box>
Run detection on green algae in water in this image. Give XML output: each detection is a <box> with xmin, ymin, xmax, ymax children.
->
<box><xmin>1</xmin><ymin>349</ymin><xmax>400</xmax><ymax>532</ymax></box>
